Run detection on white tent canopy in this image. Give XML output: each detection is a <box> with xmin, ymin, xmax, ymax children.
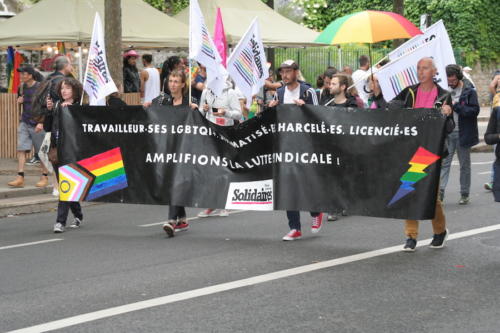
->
<box><xmin>174</xmin><ymin>0</ymin><xmax>322</xmax><ymax>47</ymax></box>
<box><xmin>0</xmin><ymin>0</ymin><xmax>189</xmax><ymax>48</ymax></box>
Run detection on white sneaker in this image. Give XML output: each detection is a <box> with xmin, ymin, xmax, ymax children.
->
<box><xmin>53</xmin><ymin>223</ymin><xmax>65</xmax><ymax>233</ymax></box>
<box><xmin>219</xmin><ymin>209</ymin><xmax>229</xmax><ymax>217</ymax></box>
<box><xmin>70</xmin><ymin>217</ymin><xmax>83</xmax><ymax>228</ymax></box>
<box><xmin>197</xmin><ymin>209</ymin><xmax>216</xmax><ymax>218</ymax></box>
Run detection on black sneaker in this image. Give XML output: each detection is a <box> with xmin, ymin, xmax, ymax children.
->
<box><xmin>403</xmin><ymin>238</ymin><xmax>417</xmax><ymax>252</ymax></box>
<box><xmin>439</xmin><ymin>189</ymin><xmax>445</xmax><ymax>202</ymax></box>
<box><xmin>26</xmin><ymin>157</ymin><xmax>40</xmax><ymax>165</ymax></box>
<box><xmin>430</xmin><ymin>229</ymin><xmax>449</xmax><ymax>249</ymax></box>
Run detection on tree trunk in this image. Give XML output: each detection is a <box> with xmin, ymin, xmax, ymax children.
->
<box><xmin>392</xmin><ymin>0</ymin><xmax>405</xmax><ymax>48</ymax></box>
<box><xmin>105</xmin><ymin>0</ymin><xmax>123</xmax><ymax>89</ymax></box>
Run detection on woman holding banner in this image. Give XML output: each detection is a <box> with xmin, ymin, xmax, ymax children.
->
<box><xmin>44</xmin><ymin>78</ymin><xmax>85</xmax><ymax>233</ymax></box>
<box><xmin>152</xmin><ymin>70</ymin><xmax>198</xmax><ymax>237</ymax></box>
<box><xmin>197</xmin><ymin>77</ymin><xmax>242</xmax><ymax>218</ymax></box>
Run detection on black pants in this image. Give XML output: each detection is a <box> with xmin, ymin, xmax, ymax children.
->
<box><xmin>168</xmin><ymin>206</ymin><xmax>186</xmax><ymax>221</ymax></box>
<box><xmin>53</xmin><ymin>162</ymin><xmax>83</xmax><ymax>225</ymax></box>
<box><xmin>57</xmin><ymin>201</ymin><xmax>83</xmax><ymax>225</ymax></box>
<box><xmin>286</xmin><ymin>211</ymin><xmax>320</xmax><ymax>230</ymax></box>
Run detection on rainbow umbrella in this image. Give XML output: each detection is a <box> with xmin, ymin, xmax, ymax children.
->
<box><xmin>314</xmin><ymin>10</ymin><xmax>422</xmax><ymax>45</ymax></box>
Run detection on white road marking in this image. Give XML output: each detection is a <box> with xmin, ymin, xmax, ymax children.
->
<box><xmin>0</xmin><ymin>239</ymin><xmax>63</xmax><ymax>251</ymax></box>
<box><xmin>8</xmin><ymin>223</ymin><xmax>500</xmax><ymax>333</ymax></box>
<box><xmin>138</xmin><ymin>210</ymin><xmax>247</xmax><ymax>227</ymax></box>
<box><xmin>452</xmin><ymin>161</ymin><xmax>493</xmax><ymax>166</ymax></box>
<box><xmin>478</xmin><ymin>171</ymin><xmax>493</xmax><ymax>175</ymax></box>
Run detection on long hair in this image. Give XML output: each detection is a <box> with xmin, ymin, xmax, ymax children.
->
<box><xmin>161</xmin><ymin>56</ymin><xmax>182</xmax><ymax>91</ymax></box>
<box><xmin>168</xmin><ymin>69</ymin><xmax>188</xmax><ymax>97</ymax></box>
<box><xmin>57</xmin><ymin>77</ymin><xmax>83</xmax><ymax>103</ymax></box>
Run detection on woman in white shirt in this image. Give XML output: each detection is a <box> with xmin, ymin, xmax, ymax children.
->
<box><xmin>197</xmin><ymin>78</ymin><xmax>242</xmax><ymax>218</ymax></box>
<box><xmin>199</xmin><ymin>79</ymin><xmax>242</xmax><ymax>126</ymax></box>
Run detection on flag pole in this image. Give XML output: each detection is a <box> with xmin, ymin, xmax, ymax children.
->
<box><xmin>188</xmin><ymin>0</ymin><xmax>192</xmax><ymax>104</ymax></box>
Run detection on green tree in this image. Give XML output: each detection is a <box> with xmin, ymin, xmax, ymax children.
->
<box><xmin>293</xmin><ymin>0</ymin><xmax>500</xmax><ymax>65</ymax></box>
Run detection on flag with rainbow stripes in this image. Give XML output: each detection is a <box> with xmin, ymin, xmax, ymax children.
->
<box><xmin>227</xmin><ymin>18</ymin><xmax>267</xmax><ymax>108</ymax></box>
<box><xmin>82</xmin><ymin>12</ymin><xmax>117</xmax><ymax>105</ymax></box>
<box><xmin>58</xmin><ymin>147</ymin><xmax>128</xmax><ymax>202</ymax></box>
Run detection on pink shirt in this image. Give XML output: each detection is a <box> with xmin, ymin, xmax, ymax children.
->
<box><xmin>414</xmin><ymin>86</ymin><xmax>438</xmax><ymax>108</ymax></box>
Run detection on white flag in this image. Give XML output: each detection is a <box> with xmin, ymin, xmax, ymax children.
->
<box><xmin>82</xmin><ymin>13</ymin><xmax>117</xmax><ymax>106</ymax></box>
<box><xmin>189</xmin><ymin>0</ymin><xmax>227</xmax><ymax>96</ymax></box>
<box><xmin>388</xmin><ymin>19</ymin><xmax>456</xmax><ymax>66</ymax></box>
<box><xmin>227</xmin><ymin>18</ymin><xmax>267</xmax><ymax>108</ymax></box>
<box><xmin>377</xmin><ymin>37</ymin><xmax>447</xmax><ymax>102</ymax></box>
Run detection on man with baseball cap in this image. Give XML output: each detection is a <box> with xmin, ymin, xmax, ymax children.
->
<box><xmin>268</xmin><ymin>59</ymin><xmax>323</xmax><ymax>241</ymax></box>
<box><xmin>8</xmin><ymin>64</ymin><xmax>49</xmax><ymax>188</ymax></box>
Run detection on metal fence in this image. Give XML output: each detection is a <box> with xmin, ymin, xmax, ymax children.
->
<box><xmin>275</xmin><ymin>47</ymin><xmax>391</xmax><ymax>85</ymax></box>
<box><xmin>274</xmin><ymin>46</ymin><xmax>467</xmax><ymax>87</ymax></box>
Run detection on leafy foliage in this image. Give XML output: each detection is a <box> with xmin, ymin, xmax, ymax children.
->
<box><xmin>294</xmin><ymin>0</ymin><xmax>500</xmax><ymax>65</ymax></box>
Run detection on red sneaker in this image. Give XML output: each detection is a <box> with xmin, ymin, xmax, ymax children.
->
<box><xmin>282</xmin><ymin>229</ymin><xmax>302</xmax><ymax>241</ymax></box>
<box><xmin>175</xmin><ymin>220</ymin><xmax>190</xmax><ymax>232</ymax></box>
<box><xmin>197</xmin><ymin>209</ymin><xmax>216</xmax><ymax>218</ymax></box>
<box><xmin>311</xmin><ymin>213</ymin><xmax>323</xmax><ymax>233</ymax></box>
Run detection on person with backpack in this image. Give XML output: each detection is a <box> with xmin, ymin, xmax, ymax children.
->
<box><xmin>267</xmin><ymin>60</ymin><xmax>324</xmax><ymax>241</ymax></box>
<box><xmin>7</xmin><ymin>65</ymin><xmax>49</xmax><ymax>188</ymax></box>
<box><xmin>44</xmin><ymin>77</ymin><xmax>85</xmax><ymax>233</ymax></box>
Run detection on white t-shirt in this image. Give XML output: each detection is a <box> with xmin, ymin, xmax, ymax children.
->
<box><xmin>143</xmin><ymin>67</ymin><xmax>160</xmax><ymax>103</ymax></box>
<box><xmin>283</xmin><ymin>84</ymin><xmax>301</xmax><ymax>104</ymax></box>
<box><xmin>352</xmin><ymin>69</ymin><xmax>369</xmax><ymax>107</ymax></box>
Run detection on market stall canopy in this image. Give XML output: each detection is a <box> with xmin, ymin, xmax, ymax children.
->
<box><xmin>0</xmin><ymin>0</ymin><xmax>189</xmax><ymax>48</ymax></box>
<box><xmin>174</xmin><ymin>0</ymin><xmax>322</xmax><ymax>47</ymax></box>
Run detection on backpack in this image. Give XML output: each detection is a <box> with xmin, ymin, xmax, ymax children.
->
<box><xmin>31</xmin><ymin>77</ymin><xmax>57</xmax><ymax>120</ymax></box>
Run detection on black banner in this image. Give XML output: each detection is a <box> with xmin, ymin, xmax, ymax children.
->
<box><xmin>58</xmin><ymin>104</ymin><xmax>446</xmax><ymax>220</ymax></box>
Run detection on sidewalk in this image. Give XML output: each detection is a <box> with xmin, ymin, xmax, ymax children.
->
<box><xmin>473</xmin><ymin>106</ymin><xmax>494</xmax><ymax>153</ymax></box>
<box><xmin>0</xmin><ymin>158</ymin><xmax>96</xmax><ymax>218</ymax></box>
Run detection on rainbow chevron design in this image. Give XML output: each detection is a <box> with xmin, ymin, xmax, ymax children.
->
<box><xmin>233</xmin><ymin>40</ymin><xmax>255</xmax><ymax>87</ymax></box>
<box><xmin>78</xmin><ymin>147</ymin><xmax>128</xmax><ymax>201</ymax></box>
<box><xmin>389</xmin><ymin>66</ymin><xmax>419</xmax><ymax>96</ymax></box>
<box><xmin>85</xmin><ymin>43</ymin><xmax>109</xmax><ymax>100</ymax></box>
<box><xmin>59</xmin><ymin>148</ymin><xmax>128</xmax><ymax>202</ymax></box>
<box><xmin>201</xmin><ymin>25</ymin><xmax>216</xmax><ymax>60</ymax></box>
<box><xmin>59</xmin><ymin>164</ymin><xmax>95</xmax><ymax>202</ymax></box>
<box><xmin>388</xmin><ymin>147</ymin><xmax>440</xmax><ymax>207</ymax></box>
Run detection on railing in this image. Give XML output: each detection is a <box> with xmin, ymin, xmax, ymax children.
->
<box><xmin>0</xmin><ymin>92</ymin><xmax>141</xmax><ymax>159</ymax></box>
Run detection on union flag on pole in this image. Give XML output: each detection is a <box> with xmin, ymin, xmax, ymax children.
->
<box><xmin>189</xmin><ymin>0</ymin><xmax>227</xmax><ymax>96</ymax></box>
<box><xmin>227</xmin><ymin>18</ymin><xmax>267</xmax><ymax>108</ymax></box>
<box><xmin>82</xmin><ymin>12</ymin><xmax>117</xmax><ymax>106</ymax></box>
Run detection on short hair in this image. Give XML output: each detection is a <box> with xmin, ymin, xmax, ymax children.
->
<box><xmin>359</xmin><ymin>55</ymin><xmax>370</xmax><ymax>67</ymax></box>
<box><xmin>168</xmin><ymin>69</ymin><xmax>188</xmax><ymax>96</ymax></box>
<box><xmin>446</xmin><ymin>64</ymin><xmax>464</xmax><ymax>80</ymax></box>
<box><xmin>323</xmin><ymin>67</ymin><xmax>338</xmax><ymax>79</ymax></box>
<box><xmin>332</xmin><ymin>74</ymin><xmax>349</xmax><ymax>92</ymax></box>
<box><xmin>57</xmin><ymin>77</ymin><xmax>83</xmax><ymax>103</ymax></box>
<box><xmin>316</xmin><ymin>74</ymin><xmax>324</xmax><ymax>89</ymax></box>
<box><xmin>54</xmin><ymin>56</ymin><xmax>69</xmax><ymax>71</ymax></box>
<box><xmin>142</xmin><ymin>54</ymin><xmax>153</xmax><ymax>64</ymax></box>
<box><xmin>378</xmin><ymin>59</ymin><xmax>390</xmax><ymax>67</ymax></box>
<box><xmin>418</xmin><ymin>57</ymin><xmax>437</xmax><ymax>70</ymax></box>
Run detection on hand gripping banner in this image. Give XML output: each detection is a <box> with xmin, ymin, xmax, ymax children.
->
<box><xmin>58</xmin><ymin>105</ymin><xmax>446</xmax><ymax>220</ymax></box>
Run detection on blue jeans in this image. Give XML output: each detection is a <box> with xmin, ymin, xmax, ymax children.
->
<box><xmin>286</xmin><ymin>211</ymin><xmax>320</xmax><ymax>230</ymax></box>
<box><xmin>440</xmin><ymin>131</ymin><xmax>471</xmax><ymax>196</ymax></box>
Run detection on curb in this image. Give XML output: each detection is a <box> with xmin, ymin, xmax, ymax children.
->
<box><xmin>0</xmin><ymin>194</ymin><xmax>99</xmax><ymax>218</ymax></box>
